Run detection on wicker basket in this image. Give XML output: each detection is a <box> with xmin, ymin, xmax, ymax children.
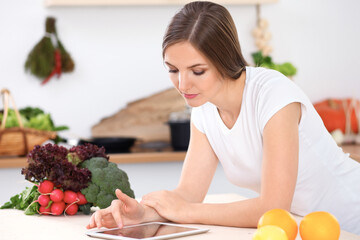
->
<box><xmin>0</xmin><ymin>89</ymin><xmax>57</xmax><ymax>156</ymax></box>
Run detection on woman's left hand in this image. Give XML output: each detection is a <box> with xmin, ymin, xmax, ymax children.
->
<box><xmin>141</xmin><ymin>190</ymin><xmax>192</xmax><ymax>223</ymax></box>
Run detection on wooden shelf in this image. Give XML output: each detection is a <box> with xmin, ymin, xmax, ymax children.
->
<box><xmin>0</xmin><ymin>151</ymin><xmax>186</xmax><ymax>168</ymax></box>
<box><xmin>1</xmin><ymin>144</ymin><xmax>358</xmax><ymax>168</ymax></box>
<box><xmin>110</xmin><ymin>151</ymin><xmax>186</xmax><ymax>163</ymax></box>
<box><xmin>45</xmin><ymin>0</ymin><xmax>279</xmax><ymax>7</ymax></box>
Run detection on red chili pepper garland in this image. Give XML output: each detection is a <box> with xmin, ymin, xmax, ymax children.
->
<box><xmin>25</xmin><ymin>17</ymin><xmax>74</xmax><ymax>85</ymax></box>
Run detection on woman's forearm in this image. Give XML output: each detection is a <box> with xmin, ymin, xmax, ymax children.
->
<box><xmin>140</xmin><ymin>190</ymin><xmax>288</xmax><ymax>227</ymax></box>
<box><xmin>186</xmin><ymin>198</ymin><xmax>269</xmax><ymax>227</ymax></box>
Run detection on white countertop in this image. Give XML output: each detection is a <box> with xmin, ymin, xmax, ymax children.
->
<box><xmin>1</xmin><ymin>194</ymin><xmax>359</xmax><ymax>240</ymax></box>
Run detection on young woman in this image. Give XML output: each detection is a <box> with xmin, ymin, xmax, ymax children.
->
<box><xmin>87</xmin><ymin>1</ymin><xmax>360</xmax><ymax>234</ymax></box>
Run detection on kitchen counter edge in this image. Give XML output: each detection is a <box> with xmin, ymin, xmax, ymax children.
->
<box><xmin>0</xmin><ymin>151</ymin><xmax>186</xmax><ymax>168</ymax></box>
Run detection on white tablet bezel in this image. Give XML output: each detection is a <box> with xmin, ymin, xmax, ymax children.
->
<box><xmin>86</xmin><ymin>222</ymin><xmax>210</xmax><ymax>240</ymax></box>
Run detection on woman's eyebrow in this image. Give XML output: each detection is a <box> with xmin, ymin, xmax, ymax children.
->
<box><xmin>164</xmin><ymin>61</ymin><xmax>207</xmax><ymax>68</ymax></box>
<box><xmin>188</xmin><ymin>63</ymin><xmax>207</xmax><ymax>68</ymax></box>
<box><xmin>164</xmin><ymin>61</ymin><xmax>175</xmax><ymax>67</ymax></box>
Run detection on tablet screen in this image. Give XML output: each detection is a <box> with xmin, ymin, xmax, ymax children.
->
<box><xmin>99</xmin><ymin>223</ymin><xmax>198</xmax><ymax>239</ymax></box>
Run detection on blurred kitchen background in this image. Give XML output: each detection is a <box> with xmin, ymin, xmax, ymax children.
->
<box><xmin>1</xmin><ymin>0</ymin><xmax>360</xmax><ymax>204</ymax></box>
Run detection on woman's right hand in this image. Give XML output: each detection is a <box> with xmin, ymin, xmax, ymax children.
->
<box><xmin>86</xmin><ymin>189</ymin><xmax>145</xmax><ymax>229</ymax></box>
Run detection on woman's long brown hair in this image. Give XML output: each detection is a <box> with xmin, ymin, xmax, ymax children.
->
<box><xmin>162</xmin><ymin>1</ymin><xmax>248</xmax><ymax>80</ymax></box>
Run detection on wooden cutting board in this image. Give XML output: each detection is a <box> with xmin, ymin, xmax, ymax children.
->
<box><xmin>91</xmin><ymin>88</ymin><xmax>187</xmax><ymax>143</ymax></box>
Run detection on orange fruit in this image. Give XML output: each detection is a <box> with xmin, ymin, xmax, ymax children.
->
<box><xmin>299</xmin><ymin>211</ymin><xmax>340</xmax><ymax>240</ymax></box>
<box><xmin>253</xmin><ymin>225</ymin><xmax>288</xmax><ymax>240</ymax></box>
<box><xmin>258</xmin><ymin>209</ymin><xmax>298</xmax><ymax>240</ymax></box>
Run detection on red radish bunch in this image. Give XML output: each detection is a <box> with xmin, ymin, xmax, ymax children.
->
<box><xmin>34</xmin><ymin>180</ymin><xmax>88</xmax><ymax>216</ymax></box>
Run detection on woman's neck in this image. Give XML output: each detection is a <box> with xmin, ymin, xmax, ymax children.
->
<box><xmin>212</xmin><ymin>70</ymin><xmax>246</xmax><ymax>128</ymax></box>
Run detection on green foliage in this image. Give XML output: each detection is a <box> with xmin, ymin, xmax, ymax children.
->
<box><xmin>0</xmin><ymin>185</ymin><xmax>40</xmax><ymax>215</ymax></box>
<box><xmin>0</xmin><ymin>109</ymin><xmax>28</xmax><ymax>128</ymax></box>
<box><xmin>252</xmin><ymin>51</ymin><xmax>297</xmax><ymax>77</ymax></box>
<box><xmin>25</xmin><ymin>37</ymin><xmax>56</xmax><ymax>78</ymax></box>
<box><xmin>80</xmin><ymin>157</ymin><xmax>135</xmax><ymax>209</ymax></box>
<box><xmin>66</xmin><ymin>152</ymin><xmax>82</xmax><ymax>166</ymax></box>
<box><xmin>57</xmin><ymin>39</ymin><xmax>75</xmax><ymax>73</ymax></box>
<box><xmin>19</xmin><ymin>107</ymin><xmax>44</xmax><ymax>119</ymax></box>
<box><xmin>0</xmin><ymin>107</ymin><xmax>69</xmax><ymax>143</ymax></box>
<box><xmin>27</xmin><ymin>114</ymin><xmax>53</xmax><ymax>131</ymax></box>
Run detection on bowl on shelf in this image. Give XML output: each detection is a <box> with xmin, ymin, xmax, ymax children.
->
<box><xmin>78</xmin><ymin>137</ymin><xmax>136</xmax><ymax>153</ymax></box>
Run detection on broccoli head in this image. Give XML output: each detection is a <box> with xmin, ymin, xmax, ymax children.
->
<box><xmin>79</xmin><ymin>157</ymin><xmax>135</xmax><ymax>208</ymax></box>
<box><xmin>80</xmin><ymin>157</ymin><xmax>108</xmax><ymax>170</ymax></box>
<box><xmin>96</xmin><ymin>191</ymin><xmax>116</xmax><ymax>209</ymax></box>
<box><xmin>81</xmin><ymin>183</ymin><xmax>99</xmax><ymax>203</ymax></box>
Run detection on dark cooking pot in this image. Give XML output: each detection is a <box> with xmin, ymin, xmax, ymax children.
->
<box><xmin>78</xmin><ymin>137</ymin><xmax>136</xmax><ymax>153</ymax></box>
<box><xmin>168</xmin><ymin>121</ymin><xmax>190</xmax><ymax>151</ymax></box>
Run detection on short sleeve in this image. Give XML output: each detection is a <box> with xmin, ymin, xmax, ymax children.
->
<box><xmin>257</xmin><ymin>76</ymin><xmax>308</xmax><ymax>133</ymax></box>
<box><xmin>191</xmin><ymin>106</ymin><xmax>205</xmax><ymax>133</ymax></box>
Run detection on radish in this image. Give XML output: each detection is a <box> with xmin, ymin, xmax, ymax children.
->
<box><xmin>51</xmin><ymin>201</ymin><xmax>65</xmax><ymax>215</ymax></box>
<box><xmin>37</xmin><ymin>180</ymin><xmax>54</xmax><ymax>194</ymax></box>
<box><xmin>39</xmin><ymin>205</ymin><xmax>52</xmax><ymax>215</ymax></box>
<box><xmin>50</xmin><ymin>189</ymin><xmax>64</xmax><ymax>202</ymax></box>
<box><xmin>37</xmin><ymin>194</ymin><xmax>51</xmax><ymax>207</ymax></box>
<box><xmin>24</xmin><ymin>194</ymin><xmax>50</xmax><ymax>213</ymax></box>
<box><xmin>65</xmin><ymin>203</ymin><xmax>78</xmax><ymax>215</ymax></box>
<box><xmin>76</xmin><ymin>192</ymin><xmax>87</xmax><ymax>205</ymax></box>
<box><xmin>64</xmin><ymin>190</ymin><xmax>78</xmax><ymax>204</ymax></box>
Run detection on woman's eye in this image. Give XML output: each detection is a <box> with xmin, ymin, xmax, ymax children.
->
<box><xmin>168</xmin><ymin>69</ymin><xmax>178</xmax><ymax>73</ymax></box>
<box><xmin>193</xmin><ymin>71</ymin><xmax>204</xmax><ymax>76</ymax></box>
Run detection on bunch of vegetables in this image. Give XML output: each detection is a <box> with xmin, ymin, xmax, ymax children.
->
<box><xmin>0</xmin><ymin>106</ymin><xmax>69</xmax><ymax>143</ymax></box>
<box><xmin>1</xmin><ymin>180</ymin><xmax>90</xmax><ymax>216</ymax></box>
<box><xmin>1</xmin><ymin>143</ymin><xmax>135</xmax><ymax>215</ymax></box>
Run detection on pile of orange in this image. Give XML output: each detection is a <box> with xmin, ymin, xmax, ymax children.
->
<box><xmin>252</xmin><ymin>209</ymin><xmax>341</xmax><ymax>240</ymax></box>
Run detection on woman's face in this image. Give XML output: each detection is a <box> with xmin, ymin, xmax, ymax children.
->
<box><xmin>164</xmin><ymin>41</ymin><xmax>223</xmax><ymax>107</ymax></box>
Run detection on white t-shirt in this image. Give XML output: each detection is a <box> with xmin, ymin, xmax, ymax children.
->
<box><xmin>191</xmin><ymin>66</ymin><xmax>360</xmax><ymax>234</ymax></box>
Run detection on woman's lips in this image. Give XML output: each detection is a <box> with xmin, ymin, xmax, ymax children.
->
<box><xmin>183</xmin><ymin>93</ymin><xmax>198</xmax><ymax>99</ymax></box>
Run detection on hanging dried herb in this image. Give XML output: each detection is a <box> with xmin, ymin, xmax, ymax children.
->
<box><xmin>24</xmin><ymin>17</ymin><xmax>75</xmax><ymax>85</ymax></box>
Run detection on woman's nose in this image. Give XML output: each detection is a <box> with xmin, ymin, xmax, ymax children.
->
<box><xmin>178</xmin><ymin>72</ymin><xmax>191</xmax><ymax>92</ymax></box>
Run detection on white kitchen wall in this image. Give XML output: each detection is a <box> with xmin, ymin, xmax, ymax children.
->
<box><xmin>1</xmin><ymin>0</ymin><xmax>360</xmax><ymax>138</ymax></box>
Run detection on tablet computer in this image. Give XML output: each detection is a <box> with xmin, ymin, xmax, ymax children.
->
<box><xmin>86</xmin><ymin>222</ymin><xmax>210</xmax><ymax>240</ymax></box>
